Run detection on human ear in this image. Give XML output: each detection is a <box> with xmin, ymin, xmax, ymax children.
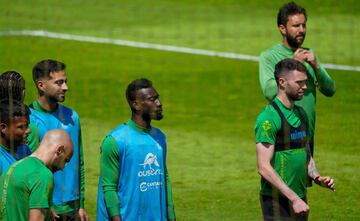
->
<box><xmin>279</xmin><ymin>24</ymin><xmax>286</xmax><ymax>36</ymax></box>
<box><xmin>0</xmin><ymin>123</ymin><xmax>7</xmax><ymax>135</ymax></box>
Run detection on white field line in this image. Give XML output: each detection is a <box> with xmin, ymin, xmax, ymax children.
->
<box><xmin>1</xmin><ymin>30</ymin><xmax>359</xmax><ymax>72</ymax></box>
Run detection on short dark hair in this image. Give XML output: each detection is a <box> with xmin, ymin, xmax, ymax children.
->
<box><xmin>274</xmin><ymin>58</ymin><xmax>307</xmax><ymax>83</ymax></box>
<box><xmin>126</xmin><ymin>78</ymin><xmax>153</xmax><ymax>110</ymax></box>
<box><xmin>277</xmin><ymin>1</ymin><xmax>307</xmax><ymax>27</ymax></box>
<box><xmin>0</xmin><ymin>71</ymin><xmax>25</xmax><ymax>101</ymax></box>
<box><xmin>0</xmin><ymin>99</ymin><xmax>30</xmax><ymax>124</ymax></box>
<box><xmin>32</xmin><ymin>59</ymin><xmax>66</xmax><ymax>83</ymax></box>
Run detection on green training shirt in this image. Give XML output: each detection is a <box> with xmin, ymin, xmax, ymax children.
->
<box><xmin>0</xmin><ymin>156</ymin><xmax>53</xmax><ymax>221</ymax></box>
<box><xmin>255</xmin><ymin>98</ymin><xmax>308</xmax><ymax>198</ymax></box>
<box><xmin>259</xmin><ymin>43</ymin><xmax>336</xmax><ymax>138</ymax></box>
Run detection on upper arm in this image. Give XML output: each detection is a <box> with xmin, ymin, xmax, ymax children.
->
<box><xmin>256</xmin><ymin>142</ymin><xmax>275</xmax><ymax>169</ymax></box>
<box><xmin>259</xmin><ymin>53</ymin><xmax>278</xmax><ymax>100</ymax></box>
<box><xmin>28</xmin><ymin>172</ymin><xmax>53</xmax><ymax>212</ymax></box>
<box><xmin>29</xmin><ymin>208</ymin><xmax>46</xmax><ymax>221</ymax></box>
<box><xmin>101</xmin><ymin>136</ymin><xmax>121</xmax><ymax>191</ymax></box>
<box><xmin>26</xmin><ymin>123</ymin><xmax>40</xmax><ymax>152</ymax></box>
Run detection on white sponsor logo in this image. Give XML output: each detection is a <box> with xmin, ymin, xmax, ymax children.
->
<box><xmin>139</xmin><ymin>153</ymin><xmax>160</xmax><ymax>170</ymax></box>
<box><xmin>140</xmin><ymin>181</ymin><xmax>163</xmax><ymax>192</ymax></box>
<box><xmin>138</xmin><ymin>153</ymin><xmax>163</xmax><ymax>177</ymax></box>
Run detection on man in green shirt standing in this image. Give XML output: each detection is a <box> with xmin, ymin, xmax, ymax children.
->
<box><xmin>0</xmin><ymin>129</ymin><xmax>73</xmax><ymax>221</ymax></box>
<box><xmin>259</xmin><ymin>1</ymin><xmax>336</xmax><ymax>156</ymax></box>
<box><xmin>255</xmin><ymin>58</ymin><xmax>335</xmax><ymax>221</ymax></box>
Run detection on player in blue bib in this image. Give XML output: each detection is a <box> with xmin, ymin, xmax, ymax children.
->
<box><xmin>27</xmin><ymin>60</ymin><xmax>88</xmax><ymax>220</ymax></box>
<box><xmin>97</xmin><ymin>78</ymin><xmax>175</xmax><ymax>221</ymax></box>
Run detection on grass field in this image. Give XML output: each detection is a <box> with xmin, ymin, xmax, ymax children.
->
<box><xmin>1</xmin><ymin>0</ymin><xmax>360</xmax><ymax>220</ymax></box>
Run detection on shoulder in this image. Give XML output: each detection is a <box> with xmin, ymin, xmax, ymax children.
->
<box><xmin>59</xmin><ymin>105</ymin><xmax>79</xmax><ymax>117</ymax></box>
<box><xmin>255</xmin><ymin>104</ymin><xmax>281</xmax><ymax>131</ymax></box>
<box><xmin>151</xmin><ymin>127</ymin><xmax>166</xmax><ymax>138</ymax></box>
<box><xmin>260</xmin><ymin>44</ymin><xmax>282</xmax><ymax>58</ymax></box>
<box><xmin>256</xmin><ymin>104</ymin><xmax>279</xmax><ymax>123</ymax></box>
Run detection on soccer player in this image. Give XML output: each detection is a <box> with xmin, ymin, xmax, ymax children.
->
<box><xmin>0</xmin><ymin>129</ymin><xmax>74</xmax><ymax>221</ymax></box>
<box><xmin>27</xmin><ymin>60</ymin><xmax>88</xmax><ymax>220</ymax></box>
<box><xmin>255</xmin><ymin>59</ymin><xmax>335</xmax><ymax>221</ymax></box>
<box><xmin>0</xmin><ymin>71</ymin><xmax>34</xmax><ymax>158</ymax></box>
<box><xmin>96</xmin><ymin>78</ymin><xmax>176</xmax><ymax>221</ymax></box>
<box><xmin>259</xmin><ymin>1</ymin><xmax>336</xmax><ymax>156</ymax></box>
<box><xmin>0</xmin><ymin>99</ymin><xmax>31</xmax><ymax>174</ymax></box>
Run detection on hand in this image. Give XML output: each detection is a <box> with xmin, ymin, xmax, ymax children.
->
<box><xmin>78</xmin><ymin>208</ymin><xmax>89</xmax><ymax>221</ymax></box>
<box><xmin>51</xmin><ymin>208</ymin><xmax>59</xmax><ymax>221</ymax></box>
<box><xmin>315</xmin><ymin>176</ymin><xmax>335</xmax><ymax>191</ymax></box>
<box><xmin>303</xmin><ymin>50</ymin><xmax>319</xmax><ymax>69</ymax></box>
<box><xmin>291</xmin><ymin>197</ymin><xmax>310</xmax><ymax>215</ymax></box>
<box><xmin>293</xmin><ymin>48</ymin><xmax>308</xmax><ymax>63</ymax></box>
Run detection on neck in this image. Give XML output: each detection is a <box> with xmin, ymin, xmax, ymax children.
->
<box><xmin>276</xmin><ymin>93</ymin><xmax>294</xmax><ymax>109</ymax></box>
<box><xmin>31</xmin><ymin>152</ymin><xmax>51</xmax><ymax>169</ymax></box>
<box><xmin>37</xmin><ymin>96</ymin><xmax>57</xmax><ymax>112</ymax></box>
<box><xmin>131</xmin><ymin>114</ymin><xmax>151</xmax><ymax>129</ymax></box>
<box><xmin>0</xmin><ymin>139</ymin><xmax>12</xmax><ymax>151</ymax></box>
<box><xmin>282</xmin><ymin>39</ymin><xmax>298</xmax><ymax>51</ymax></box>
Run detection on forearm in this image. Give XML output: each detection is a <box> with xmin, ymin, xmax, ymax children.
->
<box><xmin>165</xmin><ymin>167</ymin><xmax>176</xmax><ymax>220</ymax></box>
<box><xmin>315</xmin><ymin>65</ymin><xmax>336</xmax><ymax>97</ymax></box>
<box><xmin>104</xmin><ymin>189</ymin><xmax>121</xmax><ymax>217</ymax></box>
<box><xmin>259</xmin><ymin>164</ymin><xmax>300</xmax><ymax>202</ymax></box>
<box><xmin>79</xmin><ymin>137</ymin><xmax>85</xmax><ymax>208</ymax></box>
<box><xmin>307</xmin><ymin>157</ymin><xmax>320</xmax><ymax>180</ymax></box>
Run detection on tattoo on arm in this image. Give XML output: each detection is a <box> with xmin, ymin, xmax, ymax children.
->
<box><xmin>308</xmin><ymin>158</ymin><xmax>320</xmax><ymax>180</ymax></box>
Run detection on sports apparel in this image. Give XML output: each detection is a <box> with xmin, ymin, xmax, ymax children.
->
<box><xmin>28</xmin><ymin>100</ymin><xmax>85</xmax><ymax>214</ymax></box>
<box><xmin>0</xmin><ymin>156</ymin><xmax>53</xmax><ymax>221</ymax></box>
<box><xmin>0</xmin><ymin>144</ymin><xmax>32</xmax><ymax>175</ymax></box>
<box><xmin>97</xmin><ymin>119</ymin><xmax>175</xmax><ymax>221</ymax></box>
<box><xmin>260</xmin><ymin>194</ymin><xmax>308</xmax><ymax>221</ymax></box>
<box><xmin>259</xmin><ymin>43</ymin><xmax>336</xmax><ymax>140</ymax></box>
<box><xmin>255</xmin><ymin>98</ymin><xmax>308</xmax><ymax>198</ymax></box>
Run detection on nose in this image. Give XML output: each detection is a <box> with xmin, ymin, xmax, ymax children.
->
<box><xmin>25</xmin><ymin>126</ymin><xmax>31</xmax><ymax>136</ymax></box>
<box><xmin>299</xmin><ymin>24</ymin><xmax>306</xmax><ymax>33</ymax></box>
<box><xmin>155</xmin><ymin>99</ymin><xmax>162</xmax><ymax>107</ymax></box>
<box><xmin>62</xmin><ymin>82</ymin><xmax>68</xmax><ymax>91</ymax></box>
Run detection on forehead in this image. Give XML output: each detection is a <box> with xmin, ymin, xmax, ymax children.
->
<box><xmin>48</xmin><ymin>70</ymin><xmax>67</xmax><ymax>80</ymax></box>
<box><xmin>10</xmin><ymin>116</ymin><xmax>29</xmax><ymax>125</ymax></box>
<box><xmin>287</xmin><ymin>13</ymin><xmax>306</xmax><ymax>25</ymax></box>
<box><xmin>135</xmin><ymin>87</ymin><xmax>158</xmax><ymax>99</ymax></box>
<box><xmin>286</xmin><ymin>70</ymin><xmax>307</xmax><ymax>80</ymax></box>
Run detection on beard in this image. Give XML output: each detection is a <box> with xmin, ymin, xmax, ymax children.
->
<box><xmin>286</xmin><ymin>32</ymin><xmax>306</xmax><ymax>49</ymax></box>
<box><xmin>287</xmin><ymin>92</ymin><xmax>304</xmax><ymax>101</ymax></box>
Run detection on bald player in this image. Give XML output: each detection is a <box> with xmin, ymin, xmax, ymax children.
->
<box><xmin>0</xmin><ymin>129</ymin><xmax>74</xmax><ymax>221</ymax></box>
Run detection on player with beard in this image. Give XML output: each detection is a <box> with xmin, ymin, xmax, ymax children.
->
<box><xmin>96</xmin><ymin>78</ymin><xmax>175</xmax><ymax>221</ymax></box>
<box><xmin>259</xmin><ymin>1</ymin><xmax>336</xmax><ymax>158</ymax></box>
<box><xmin>27</xmin><ymin>59</ymin><xmax>88</xmax><ymax>221</ymax></box>
<box><xmin>255</xmin><ymin>59</ymin><xmax>335</xmax><ymax>221</ymax></box>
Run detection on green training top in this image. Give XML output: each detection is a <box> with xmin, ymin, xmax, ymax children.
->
<box><xmin>255</xmin><ymin>98</ymin><xmax>308</xmax><ymax>198</ymax></box>
<box><xmin>100</xmin><ymin>119</ymin><xmax>176</xmax><ymax>219</ymax></box>
<box><xmin>0</xmin><ymin>156</ymin><xmax>53</xmax><ymax>221</ymax></box>
<box><xmin>259</xmin><ymin>43</ymin><xmax>336</xmax><ymax>138</ymax></box>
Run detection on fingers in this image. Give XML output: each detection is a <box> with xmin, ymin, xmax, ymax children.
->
<box><xmin>318</xmin><ymin>176</ymin><xmax>336</xmax><ymax>191</ymax></box>
<box><xmin>292</xmin><ymin>198</ymin><xmax>310</xmax><ymax>215</ymax></box>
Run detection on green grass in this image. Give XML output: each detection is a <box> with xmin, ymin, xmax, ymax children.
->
<box><xmin>1</xmin><ymin>1</ymin><xmax>360</xmax><ymax>220</ymax></box>
<box><xmin>1</xmin><ymin>0</ymin><xmax>359</xmax><ymax>65</ymax></box>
